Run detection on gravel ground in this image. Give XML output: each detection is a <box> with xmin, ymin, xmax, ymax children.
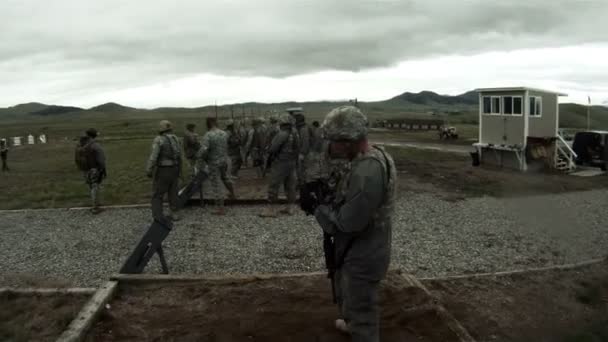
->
<box><xmin>1</xmin><ymin>190</ymin><xmax>607</xmax><ymax>287</ymax></box>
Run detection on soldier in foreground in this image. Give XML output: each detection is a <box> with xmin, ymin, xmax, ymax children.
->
<box><xmin>313</xmin><ymin>106</ymin><xmax>396</xmax><ymax>342</ymax></box>
<box><xmin>260</xmin><ymin>113</ymin><xmax>299</xmax><ymax>217</ymax></box>
<box><xmin>75</xmin><ymin>128</ymin><xmax>106</xmax><ymax>214</ymax></box>
<box><xmin>146</xmin><ymin>120</ymin><xmax>182</xmax><ymax>222</ymax></box>
<box><xmin>226</xmin><ymin>120</ymin><xmax>243</xmax><ymax>178</ymax></box>
<box><xmin>0</xmin><ymin>139</ymin><xmax>9</xmax><ymax>172</ymax></box>
<box><xmin>197</xmin><ymin>117</ymin><xmax>236</xmax><ymax>215</ymax></box>
<box><xmin>183</xmin><ymin>123</ymin><xmax>204</xmax><ymax>205</ymax></box>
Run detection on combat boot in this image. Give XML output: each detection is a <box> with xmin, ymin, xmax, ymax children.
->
<box><xmin>90</xmin><ymin>206</ymin><xmax>103</xmax><ymax>215</ymax></box>
<box><xmin>335</xmin><ymin>319</ymin><xmax>351</xmax><ymax>335</ymax></box>
<box><xmin>168</xmin><ymin>210</ymin><xmax>181</xmax><ymax>222</ymax></box>
<box><xmin>279</xmin><ymin>204</ymin><xmax>295</xmax><ymax>215</ymax></box>
<box><xmin>212</xmin><ymin>207</ymin><xmax>227</xmax><ymax>216</ymax></box>
<box><xmin>258</xmin><ymin>206</ymin><xmax>278</xmax><ymax>218</ymax></box>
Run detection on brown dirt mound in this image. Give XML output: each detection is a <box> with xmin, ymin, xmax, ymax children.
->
<box><xmin>0</xmin><ymin>291</ymin><xmax>89</xmax><ymax>342</ymax></box>
<box><xmin>87</xmin><ymin>274</ymin><xmax>463</xmax><ymax>342</ymax></box>
<box><xmin>423</xmin><ymin>260</ymin><xmax>608</xmax><ymax>342</ymax></box>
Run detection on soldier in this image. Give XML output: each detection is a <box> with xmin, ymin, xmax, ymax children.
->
<box><xmin>245</xmin><ymin>117</ymin><xmax>267</xmax><ymax>177</ymax></box>
<box><xmin>305</xmin><ymin>120</ymin><xmax>325</xmax><ymax>182</ymax></box>
<box><xmin>183</xmin><ymin>123</ymin><xmax>204</xmax><ymax>205</ymax></box>
<box><xmin>265</xmin><ymin>115</ymin><xmax>280</xmax><ymax>151</ymax></box>
<box><xmin>197</xmin><ymin>117</ymin><xmax>236</xmax><ymax>216</ymax></box>
<box><xmin>292</xmin><ymin>111</ymin><xmax>310</xmax><ymax>185</ymax></box>
<box><xmin>226</xmin><ymin>120</ymin><xmax>243</xmax><ymax>177</ymax></box>
<box><xmin>313</xmin><ymin>106</ymin><xmax>396</xmax><ymax>342</ymax></box>
<box><xmin>260</xmin><ymin>113</ymin><xmax>300</xmax><ymax>217</ymax></box>
<box><xmin>146</xmin><ymin>120</ymin><xmax>182</xmax><ymax>222</ymax></box>
<box><xmin>79</xmin><ymin>128</ymin><xmax>106</xmax><ymax>214</ymax></box>
<box><xmin>0</xmin><ymin>139</ymin><xmax>9</xmax><ymax>172</ymax></box>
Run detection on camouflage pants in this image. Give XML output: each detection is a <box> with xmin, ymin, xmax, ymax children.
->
<box><xmin>151</xmin><ymin>166</ymin><xmax>179</xmax><ymax>221</ymax></box>
<box><xmin>335</xmin><ymin>268</ymin><xmax>381</xmax><ymax>342</ymax></box>
<box><xmin>267</xmin><ymin>160</ymin><xmax>297</xmax><ymax>203</ymax></box>
<box><xmin>208</xmin><ymin>161</ymin><xmax>233</xmax><ymax>204</ymax></box>
<box><xmin>304</xmin><ymin>151</ymin><xmax>324</xmax><ymax>183</ymax></box>
<box><xmin>187</xmin><ymin>158</ymin><xmax>204</xmax><ymax>200</ymax></box>
<box><xmin>229</xmin><ymin>154</ymin><xmax>242</xmax><ymax>177</ymax></box>
<box><xmin>1</xmin><ymin>153</ymin><xmax>8</xmax><ymax>171</ymax></box>
<box><xmin>84</xmin><ymin>168</ymin><xmax>103</xmax><ymax>208</ymax></box>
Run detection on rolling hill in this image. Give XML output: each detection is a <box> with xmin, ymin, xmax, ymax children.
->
<box><xmin>1</xmin><ymin>91</ymin><xmax>606</xmax><ymax>129</ymax></box>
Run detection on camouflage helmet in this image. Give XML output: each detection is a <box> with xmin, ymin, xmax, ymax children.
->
<box><xmin>322</xmin><ymin>105</ymin><xmax>369</xmax><ymax>141</ymax></box>
<box><xmin>269</xmin><ymin>115</ymin><xmax>278</xmax><ymax>123</ymax></box>
<box><xmin>159</xmin><ymin>120</ymin><xmax>173</xmax><ymax>133</ymax></box>
<box><xmin>225</xmin><ymin>119</ymin><xmax>235</xmax><ymax>128</ymax></box>
<box><xmin>279</xmin><ymin>113</ymin><xmax>295</xmax><ymax>126</ymax></box>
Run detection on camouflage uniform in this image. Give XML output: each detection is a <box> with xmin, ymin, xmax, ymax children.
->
<box><xmin>304</xmin><ymin>124</ymin><xmax>325</xmax><ymax>182</ymax></box>
<box><xmin>226</xmin><ymin>121</ymin><xmax>243</xmax><ymax>177</ymax></box>
<box><xmin>293</xmin><ymin>113</ymin><xmax>310</xmax><ymax>185</ymax></box>
<box><xmin>246</xmin><ymin>118</ymin><xmax>267</xmax><ymax>177</ymax></box>
<box><xmin>197</xmin><ymin>127</ymin><xmax>235</xmax><ymax>207</ymax></box>
<box><xmin>147</xmin><ymin>122</ymin><xmax>182</xmax><ymax>222</ymax></box>
<box><xmin>82</xmin><ymin>137</ymin><xmax>106</xmax><ymax>211</ymax></box>
<box><xmin>183</xmin><ymin>128</ymin><xmax>204</xmax><ymax>201</ymax></box>
<box><xmin>1</xmin><ymin>139</ymin><xmax>9</xmax><ymax>172</ymax></box>
<box><xmin>314</xmin><ymin>106</ymin><xmax>396</xmax><ymax>342</ymax></box>
<box><xmin>263</xmin><ymin>114</ymin><xmax>299</xmax><ymax>215</ymax></box>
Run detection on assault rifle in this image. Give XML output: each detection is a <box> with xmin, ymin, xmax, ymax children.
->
<box><xmin>299</xmin><ymin>179</ymin><xmax>338</xmax><ymax>303</ymax></box>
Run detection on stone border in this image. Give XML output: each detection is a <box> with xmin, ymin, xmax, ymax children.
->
<box><xmin>418</xmin><ymin>257</ymin><xmax>607</xmax><ymax>282</ymax></box>
<box><xmin>0</xmin><ymin>198</ymin><xmax>286</xmax><ymax>214</ymax></box>
<box><xmin>0</xmin><ymin>287</ymin><xmax>96</xmax><ymax>295</ymax></box>
<box><xmin>56</xmin><ymin>281</ymin><xmax>118</xmax><ymax>342</ymax></box>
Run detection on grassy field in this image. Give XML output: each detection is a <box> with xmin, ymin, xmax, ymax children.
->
<box><xmin>1</xmin><ymin>104</ymin><xmax>606</xmax><ymax>210</ymax></box>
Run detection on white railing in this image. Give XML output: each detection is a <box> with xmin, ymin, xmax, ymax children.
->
<box><xmin>555</xmin><ymin>134</ymin><xmax>577</xmax><ymax>171</ymax></box>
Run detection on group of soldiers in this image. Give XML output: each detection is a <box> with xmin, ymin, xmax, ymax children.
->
<box><xmin>77</xmin><ymin>106</ymin><xmax>396</xmax><ymax>342</ymax></box>
<box><xmin>176</xmin><ymin>108</ymin><xmax>326</xmax><ymax>218</ymax></box>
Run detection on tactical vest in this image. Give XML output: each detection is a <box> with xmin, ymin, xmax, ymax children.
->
<box><xmin>334</xmin><ymin>145</ymin><xmax>396</xmax><ymax>227</ymax></box>
<box><xmin>158</xmin><ymin>134</ymin><xmax>181</xmax><ymax>166</ymax></box>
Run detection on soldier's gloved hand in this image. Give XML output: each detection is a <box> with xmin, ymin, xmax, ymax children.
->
<box><xmin>314</xmin><ymin>205</ymin><xmax>337</xmax><ymax>235</ymax></box>
<box><xmin>299</xmin><ymin>187</ymin><xmax>318</xmax><ymax>215</ymax></box>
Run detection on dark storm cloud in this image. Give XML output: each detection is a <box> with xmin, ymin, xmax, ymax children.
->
<box><xmin>0</xmin><ymin>0</ymin><xmax>606</xmax><ymax>105</ymax></box>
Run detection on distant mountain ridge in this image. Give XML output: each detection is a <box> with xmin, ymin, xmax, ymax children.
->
<box><xmin>389</xmin><ymin>90</ymin><xmax>478</xmax><ymax>105</ymax></box>
<box><xmin>89</xmin><ymin>102</ymin><xmax>137</xmax><ymax>112</ymax></box>
<box><xmin>0</xmin><ymin>91</ymin><xmax>605</xmax><ymax>130</ymax></box>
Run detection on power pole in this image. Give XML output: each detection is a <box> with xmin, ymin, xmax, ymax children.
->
<box><xmin>587</xmin><ymin>96</ymin><xmax>591</xmax><ymax>130</ymax></box>
<box><xmin>215</xmin><ymin>100</ymin><xmax>218</xmax><ymax>119</ymax></box>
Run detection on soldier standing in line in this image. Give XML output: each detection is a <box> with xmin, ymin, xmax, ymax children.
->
<box><xmin>245</xmin><ymin>117</ymin><xmax>267</xmax><ymax>178</ymax></box>
<box><xmin>226</xmin><ymin>120</ymin><xmax>243</xmax><ymax>178</ymax></box>
<box><xmin>291</xmin><ymin>110</ymin><xmax>310</xmax><ymax>185</ymax></box>
<box><xmin>259</xmin><ymin>113</ymin><xmax>299</xmax><ymax>217</ymax></box>
<box><xmin>304</xmin><ymin>120</ymin><xmax>325</xmax><ymax>182</ymax></box>
<box><xmin>197</xmin><ymin>117</ymin><xmax>236</xmax><ymax>216</ymax></box>
<box><xmin>0</xmin><ymin>139</ymin><xmax>9</xmax><ymax>172</ymax></box>
<box><xmin>146</xmin><ymin>120</ymin><xmax>182</xmax><ymax>222</ymax></box>
<box><xmin>183</xmin><ymin>123</ymin><xmax>204</xmax><ymax>206</ymax></box>
<box><xmin>313</xmin><ymin>106</ymin><xmax>396</xmax><ymax>342</ymax></box>
<box><xmin>76</xmin><ymin>128</ymin><xmax>106</xmax><ymax>214</ymax></box>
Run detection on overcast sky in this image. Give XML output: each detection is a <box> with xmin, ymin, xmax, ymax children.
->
<box><xmin>1</xmin><ymin>0</ymin><xmax>607</xmax><ymax>108</ymax></box>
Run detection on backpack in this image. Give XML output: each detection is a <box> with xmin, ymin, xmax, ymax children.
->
<box><xmin>75</xmin><ymin>138</ymin><xmax>96</xmax><ymax>171</ymax></box>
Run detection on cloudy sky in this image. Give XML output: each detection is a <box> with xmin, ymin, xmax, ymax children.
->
<box><xmin>1</xmin><ymin>0</ymin><xmax>607</xmax><ymax>108</ymax></box>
